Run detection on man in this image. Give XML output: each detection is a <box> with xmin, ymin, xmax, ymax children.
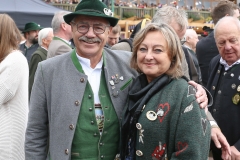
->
<box><xmin>207</xmin><ymin>16</ymin><xmax>240</xmax><ymax>160</ymax></box>
<box><xmin>47</xmin><ymin>11</ymin><xmax>73</xmax><ymax>58</ymax></box>
<box><xmin>196</xmin><ymin>1</ymin><xmax>239</xmax><ymax>87</ymax></box>
<box><xmin>183</xmin><ymin>29</ymin><xmax>202</xmax><ymax>84</ymax></box>
<box><xmin>25</xmin><ymin>1</ymin><xmax>208</xmax><ymax>159</ymax></box>
<box><xmin>184</xmin><ymin>29</ymin><xmax>199</xmax><ymax>53</ymax></box>
<box><xmin>105</xmin><ymin>24</ymin><xmax>121</xmax><ymax>48</ymax></box>
<box><xmin>111</xmin><ymin>18</ymin><xmax>151</xmax><ymax>52</ymax></box>
<box><xmin>19</xmin><ymin>22</ymin><xmax>43</xmax><ymax>63</ymax></box>
<box><xmin>29</xmin><ymin>28</ymin><xmax>54</xmax><ymax>97</ymax></box>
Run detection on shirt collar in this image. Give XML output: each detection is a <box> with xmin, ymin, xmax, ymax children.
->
<box><xmin>75</xmin><ymin>52</ymin><xmax>103</xmax><ymax>70</ymax></box>
<box><xmin>219</xmin><ymin>57</ymin><xmax>240</xmax><ymax>71</ymax></box>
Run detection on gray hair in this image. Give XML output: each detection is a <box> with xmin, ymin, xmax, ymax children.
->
<box><xmin>184</xmin><ymin>29</ymin><xmax>197</xmax><ymax>39</ymax></box>
<box><xmin>38</xmin><ymin>28</ymin><xmax>53</xmax><ymax>46</ymax></box>
<box><xmin>214</xmin><ymin>16</ymin><xmax>240</xmax><ymax>37</ymax></box>
<box><xmin>51</xmin><ymin>11</ymin><xmax>71</xmax><ymax>34</ymax></box>
<box><xmin>152</xmin><ymin>6</ymin><xmax>188</xmax><ymax>31</ymax></box>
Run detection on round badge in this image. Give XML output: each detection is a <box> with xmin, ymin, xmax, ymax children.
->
<box><xmin>232</xmin><ymin>93</ymin><xmax>240</xmax><ymax>105</ymax></box>
<box><xmin>146</xmin><ymin>111</ymin><xmax>157</xmax><ymax>121</ymax></box>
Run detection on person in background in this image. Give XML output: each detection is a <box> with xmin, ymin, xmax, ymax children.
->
<box><xmin>183</xmin><ymin>29</ymin><xmax>202</xmax><ymax>84</ymax></box>
<box><xmin>105</xmin><ymin>24</ymin><xmax>121</xmax><ymax>48</ymax></box>
<box><xmin>183</xmin><ymin>29</ymin><xmax>199</xmax><ymax>53</ymax></box>
<box><xmin>19</xmin><ymin>22</ymin><xmax>43</xmax><ymax>63</ymax></box>
<box><xmin>121</xmin><ymin>22</ymin><xmax>210</xmax><ymax>160</ymax></box>
<box><xmin>196</xmin><ymin>0</ymin><xmax>239</xmax><ymax>87</ymax></box>
<box><xmin>29</xmin><ymin>28</ymin><xmax>54</xmax><ymax>97</ymax></box>
<box><xmin>47</xmin><ymin>11</ymin><xmax>73</xmax><ymax>58</ymax></box>
<box><xmin>0</xmin><ymin>13</ymin><xmax>29</xmax><ymax>160</ymax></box>
<box><xmin>111</xmin><ymin>18</ymin><xmax>151</xmax><ymax>52</ymax></box>
<box><xmin>207</xmin><ymin>16</ymin><xmax>240</xmax><ymax>160</ymax></box>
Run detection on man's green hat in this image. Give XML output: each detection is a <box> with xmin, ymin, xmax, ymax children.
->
<box><xmin>22</xmin><ymin>22</ymin><xmax>43</xmax><ymax>33</ymax></box>
<box><xmin>63</xmin><ymin>0</ymin><xmax>119</xmax><ymax>27</ymax></box>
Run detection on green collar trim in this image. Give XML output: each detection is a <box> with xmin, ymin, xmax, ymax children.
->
<box><xmin>71</xmin><ymin>49</ymin><xmax>84</xmax><ymax>73</ymax></box>
<box><xmin>71</xmin><ymin>49</ymin><xmax>106</xmax><ymax>74</ymax></box>
<box><xmin>53</xmin><ymin>36</ymin><xmax>72</xmax><ymax>48</ymax></box>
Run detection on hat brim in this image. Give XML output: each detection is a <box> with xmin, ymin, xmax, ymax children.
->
<box><xmin>22</xmin><ymin>26</ymin><xmax>43</xmax><ymax>33</ymax></box>
<box><xmin>64</xmin><ymin>11</ymin><xmax>119</xmax><ymax>27</ymax></box>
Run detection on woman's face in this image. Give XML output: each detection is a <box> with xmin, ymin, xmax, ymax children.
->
<box><xmin>137</xmin><ymin>31</ymin><xmax>171</xmax><ymax>83</ymax></box>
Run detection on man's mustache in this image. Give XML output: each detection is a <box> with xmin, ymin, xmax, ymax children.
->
<box><xmin>79</xmin><ymin>36</ymin><xmax>101</xmax><ymax>43</ymax></box>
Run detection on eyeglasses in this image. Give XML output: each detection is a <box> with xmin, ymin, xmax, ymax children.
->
<box><xmin>71</xmin><ymin>22</ymin><xmax>110</xmax><ymax>35</ymax></box>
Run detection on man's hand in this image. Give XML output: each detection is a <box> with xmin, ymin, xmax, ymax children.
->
<box><xmin>211</xmin><ymin>128</ymin><xmax>231</xmax><ymax>159</ymax></box>
<box><xmin>230</xmin><ymin>146</ymin><xmax>240</xmax><ymax>160</ymax></box>
<box><xmin>188</xmin><ymin>81</ymin><xmax>208</xmax><ymax>108</ymax></box>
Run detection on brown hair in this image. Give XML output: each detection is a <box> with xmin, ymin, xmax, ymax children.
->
<box><xmin>0</xmin><ymin>14</ymin><xmax>22</xmax><ymax>62</ymax></box>
<box><xmin>111</xmin><ymin>24</ymin><xmax>121</xmax><ymax>34</ymax></box>
<box><xmin>211</xmin><ymin>0</ymin><xmax>239</xmax><ymax>24</ymax></box>
<box><xmin>130</xmin><ymin>23</ymin><xmax>183</xmax><ymax>79</ymax></box>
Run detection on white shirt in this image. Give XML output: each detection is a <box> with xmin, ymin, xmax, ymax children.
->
<box><xmin>76</xmin><ymin>53</ymin><xmax>103</xmax><ymax>104</ymax></box>
<box><xmin>219</xmin><ymin>57</ymin><xmax>240</xmax><ymax>71</ymax></box>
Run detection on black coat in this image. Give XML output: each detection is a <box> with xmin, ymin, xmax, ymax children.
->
<box><xmin>207</xmin><ymin>55</ymin><xmax>240</xmax><ymax>158</ymax></box>
<box><xmin>196</xmin><ymin>31</ymin><xmax>219</xmax><ymax>87</ymax></box>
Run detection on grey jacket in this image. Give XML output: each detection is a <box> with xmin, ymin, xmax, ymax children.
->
<box><xmin>47</xmin><ymin>38</ymin><xmax>72</xmax><ymax>59</ymax></box>
<box><xmin>25</xmin><ymin>48</ymin><xmax>138</xmax><ymax>160</ymax></box>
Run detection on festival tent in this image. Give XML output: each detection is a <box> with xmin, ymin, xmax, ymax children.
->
<box><xmin>0</xmin><ymin>0</ymin><xmax>67</xmax><ymax>31</ymax></box>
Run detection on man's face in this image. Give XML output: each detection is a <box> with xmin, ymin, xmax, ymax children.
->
<box><xmin>71</xmin><ymin>15</ymin><xmax>110</xmax><ymax>59</ymax></box>
<box><xmin>107</xmin><ymin>31</ymin><xmax>120</xmax><ymax>47</ymax></box>
<box><xmin>215</xmin><ymin>22</ymin><xmax>240</xmax><ymax>65</ymax></box>
<box><xmin>187</xmin><ymin>31</ymin><xmax>199</xmax><ymax>50</ymax></box>
<box><xmin>27</xmin><ymin>30</ymin><xmax>39</xmax><ymax>44</ymax></box>
<box><xmin>43</xmin><ymin>31</ymin><xmax>54</xmax><ymax>49</ymax></box>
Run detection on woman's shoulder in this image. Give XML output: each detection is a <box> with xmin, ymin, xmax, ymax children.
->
<box><xmin>5</xmin><ymin>50</ymin><xmax>27</xmax><ymax>63</ymax></box>
<box><xmin>168</xmin><ymin>78</ymin><xmax>189</xmax><ymax>89</ymax></box>
<box><xmin>166</xmin><ymin>78</ymin><xmax>196</xmax><ymax>100</ymax></box>
<box><xmin>1</xmin><ymin>50</ymin><xmax>28</xmax><ymax>70</ymax></box>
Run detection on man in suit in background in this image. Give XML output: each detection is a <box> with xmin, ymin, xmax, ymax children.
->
<box><xmin>196</xmin><ymin>1</ymin><xmax>239</xmax><ymax>87</ymax></box>
<box><xmin>19</xmin><ymin>22</ymin><xmax>43</xmax><ymax>63</ymax></box>
<box><xmin>47</xmin><ymin>11</ymin><xmax>73</xmax><ymax>58</ymax></box>
<box><xmin>29</xmin><ymin>28</ymin><xmax>54</xmax><ymax>97</ymax></box>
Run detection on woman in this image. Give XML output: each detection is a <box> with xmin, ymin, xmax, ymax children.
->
<box><xmin>0</xmin><ymin>14</ymin><xmax>28</xmax><ymax>159</ymax></box>
<box><xmin>121</xmin><ymin>23</ymin><xmax>210</xmax><ymax>159</ymax></box>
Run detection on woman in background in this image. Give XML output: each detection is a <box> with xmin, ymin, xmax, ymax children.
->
<box><xmin>0</xmin><ymin>14</ymin><xmax>28</xmax><ymax>159</ymax></box>
<box><xmin>121</xmin><ymin>23</ymin><xmax>211</xmax><ymax>159</ymax></box>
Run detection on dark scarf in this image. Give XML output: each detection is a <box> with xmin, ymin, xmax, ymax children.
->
<box><xmin>121</xmin><ymin>73</ymin><xmax>171</xmax><ymax>159</ymax></box>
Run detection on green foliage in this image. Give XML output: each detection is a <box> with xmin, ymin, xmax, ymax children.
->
<box><xmin>188</xmin><ymin>13</ymin><xmax>202</xmax><ymax>21</ymax></box>
<box><xmin>205</xmin><ymin>16</ymin><xmax>212</xmax><ymax>22</ymax></box>
<box><xmin>122</xmin><ymin>11</ymin><xmax>135</xmax><ymax>19</ymax></box>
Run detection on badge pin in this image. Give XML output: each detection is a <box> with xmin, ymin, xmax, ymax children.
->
<box><xmin>237</xmin><ymin>85</ymin><xmax>240</xmax><ymax>92</ymax></box>
<box><xmin>232</xmin><ymin>84</ymin><xmax>236</xmax><ymax>89</ymax></box>
<box><xmin>146</xmin><ymin>111</ymin><xmax>157</xmax><ymax>121</ymax></box>
<box><xmin>112</xmin><ymin>90</ymin><xmax>119</xmax><ymax>97</ymax></box>
<box><xmin>119</xmin><ymin>76</ymin><xmax>124</xmax><ymax>81</ymax></box>
<box><xmin>139</xmin><ymin>129</ymin><xmax>144</xmax><ymax>144</ymax></box>
<box><xmin>231</xmin><ymin>73</ymin><xmax>234</xmax><ymax>77</ymax></box>
<box><xmin>224</xmin><ymin>72</ymin><xmax>227</xmax><ymax>76</ymax></box>
<box><xmin>109</xmin><ymin>80</ymin><xmax>114</xmax><ymax>86</ymax></box>
<box><xmin>136</xmin><ymin>123</ymin><xmax>142</xmax><ymax>129</ymax></box>
<box><xmin>238</xmin><ymin>76</ymin><xmax>240</xmax><ymax>80</ymax></box>
<box><xmin>232</xmin><ymin>93</ymin><xmax>240</xmax><ymax>105</ymax></box>
<box><xmin>157</xmin><ymin>108</ymin><xmax>164</xmax><ymax>117</ymax></box>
